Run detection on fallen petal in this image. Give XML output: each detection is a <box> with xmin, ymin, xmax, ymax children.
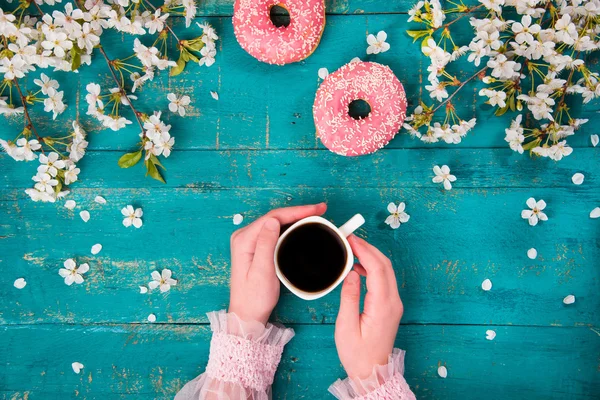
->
<box><xmin>350</xmin><ymin>57</ymin><xmax>361</xmax><ymax>63</ymax></box>
<box><xmin>437</xmin><ymin>365</ymin><xmax>447</xmax><ymax>378</ymax></box>
<box><xmin>527</xmin><ymin>248</ymin><xmax>537</xmax><ymax>260</ymax></box>
<box><xmin>91</xmin><ymin>244</ymin><xmax>102</xmax><ymax>255</ymax></box>
<box><xmin>71</xmin><ymin>362</ymin><xmax>84</xmax><ymax>374</ymax></box>
<box><xmin>571</xmin><ymin>173</ymin><xmax>584</xmax><ymax>185</ymax></box>
<box><xmin>94</xmin><ymin>195</ymin><xmax>107</xmax><ymax>204</ymax></box>
<box><xmin>13</xmin><ymin>278</ymin><xmax>26</xmax><ymax>289</ymax></box>
<box><xmin>318</xmin><ymin>67</ymin><xmax>329</xmax><ymax>79</ymax></box>
<box><xmin>147</xmin><ymin>313</ymin><xmax>156</xmax><ymax>322</ymax></box>
<box><xmin>210</xmin><ymin>91</ymin><xmax>219</xmax><ymax>100</ymax></box>
<box><xmin>80</xmin><ymin>210</ymin><xmax>90</xmax><ymax>222</ymax></box>
<box><xmin>233</xmin><ymin>213</ymin><xmax>244</xmax><ymax>225</ymax></box>
<box><xmin>485</xmin><ymin>330</ymin><xmax>496</xmax><ymax>340</ymax></box>
<box><xmin>139</xmin><ymin>286</ymin><xmax>148</xmax><ymax>294</ymax></box>
<box><xmin>481</xmin><ymin>279</ymin><xmax>492</xmax><ymax>291</ymax></box>
<box><xmin>591</xmin><ymin>134</ymin><xmax>599</xmax><ymax>147</ymax></box>
<box><xmin>563</xmin><ymin>294</ymin><xmax>575</xmax><ymax>305</ymax></box>
<box><xmin>64</xmin><ymin>200</ymin><xmax>76</xmax><ymax>210</ymax></box>
<box><xmin>590</xmin><ymin>207</ymin><xmax>600</xmax><ymax>219</ymax></box>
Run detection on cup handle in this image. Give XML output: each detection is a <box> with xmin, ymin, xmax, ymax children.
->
<box><xmin>338</xmin><ymin>214</ymin><xmax>365</xmax><ymax>237</ymax></box>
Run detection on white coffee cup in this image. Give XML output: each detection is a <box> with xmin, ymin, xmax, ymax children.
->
<box><xmin>274</xmin><ymin>214</ymin><xmax>365</xmax><ymax>300</ymax></box>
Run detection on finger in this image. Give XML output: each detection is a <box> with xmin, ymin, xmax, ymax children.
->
<box><xmin>250</xmin><ymin>218</ymin><xmax>280</xmax><ymax>277</ymax></box>
<box><xmin>353</xmin><ymin>263</ymin><xmax>367</xmax><ymax>276</ymax></box>
<box><xmin>239</xmin><ymin>203</ymin><xmax>327</xmax><ymax>242</ymax></box>
<box><xmin>267</xmin><ymin>202</ymin><xmax>327</xmax><ymax>225</ymax></box>
<box><xmin>336</xmin><ymin>270</ymin><xmax>361</xmax><ymax>335</ymax></box>
<box><xmin>348</xmin><ymin>235</ymin><xmax>391</xmax><ymax>299</ymax></box>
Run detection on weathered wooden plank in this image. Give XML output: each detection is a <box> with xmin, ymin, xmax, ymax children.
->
<box><xmin>188</xmin><ymin>0</ymin><xmax>418</xmax><ymax>15</ymax></box>
<box><xmin>0</xmin><ymin>324</ymin><xmax>598</xmax><ymax>399</ymax></box>
<box><xmin>25</xmin><ymin>0</ymin><xmax>456</xmax><ymax>16</ymax></box>
<box><xmin>1</xmin><ymin>187</ymin><xmax>597</xmax><ymax>326</ymax></box>
<box><xmin>2</xmin><ymin>148</ymin><xmax>599</xmax><ymax>189</ymax></box>
<box><xmin>2</xmin><ymin>15</ymin><xmax>598</xmax><ymax>152</ymax></box>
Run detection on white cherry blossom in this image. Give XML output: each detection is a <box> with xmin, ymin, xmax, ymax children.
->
<box><xmin>122</xmin><ymin>205</ymin><xmax>143</xmax><ymax>228</ymax></box>
<box><xmin>167</xmin><ymin>93</ymin><xmax>191</xmax><ymax>117</ymax></box>
<box><xmin>34</xmin><ymin>73</ymin><xmax>59</xmax><ymax>95</ymax></box>
<box><xmin>15</xmin><ymin>138</ymin><xmax>41</xmax><ymax>161</ymax></box>
<box><xmin>59</xmin><ymin>259</ymin><xmax>89</xmax><ymax>285</ymax></box>
<box><xmin>521</xmin><ymin>197</ymin><xmax>548</xmax><ymax>226</ymax></box>
<box><xmin>432</xmin><ymin>165</ymin><xmax>457</xmax><ymax>190</ymax></box>
<box><xmin>512</xmin><ymin>15</ymin><xmax>541</xmax><ymax>44</ymax></box>
<box><xmin>385</xmin><ymin>202</ymin><xmax>410</xmax><ymax>229</ymax></box>
<box><xmin>149</xmin><ymin>269</ymin><xmax>177</xmax><ymax>292</ymax></box>
<box><xmin>366</xmin><ymin>31</ymin><xmax>390</xmax><ymax>54</ymax></box>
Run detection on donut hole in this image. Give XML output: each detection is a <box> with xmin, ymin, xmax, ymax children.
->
<box><xmin>269</xmin><ymin>4</ymin><xmax>291</xmax><ymax>28</ymax></box>
<box><xmin>348</xmin><ymin>99</ymin><xmax>371</xmax><ymax>120</ymax></box>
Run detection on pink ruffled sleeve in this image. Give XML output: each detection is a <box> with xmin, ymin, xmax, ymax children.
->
<box><xmin>175</xmin><ymin>310</ymin><xmax>295</xmax><ymax>400</ymax></box>
<box><xmin>328</xmin><ymin>349</ymin><xmax>416</xmax><ymax>400</ymax></box>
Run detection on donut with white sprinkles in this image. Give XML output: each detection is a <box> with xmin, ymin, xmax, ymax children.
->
<box><xmin>233</xmin><ymin>0</ymin><xmax>326</xmax><ymax>65</ymax></box>
<box><xmin>313</xmin><ymin>61</ymin><xmax>407</xmax><ymax>156</ymax></box>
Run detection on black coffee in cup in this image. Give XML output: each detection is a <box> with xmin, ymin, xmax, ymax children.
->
<box><xmin>277</xmin><ymin>223</ymin><xmax>347</xmax><ymax>293</ymax></box>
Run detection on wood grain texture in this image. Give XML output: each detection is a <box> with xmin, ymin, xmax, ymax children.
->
<box><xmin>1</xmin><ymin>2</ymin><xmax>599</xmax><ymax>399</ymax></box>
<box><xmin>1</xmin><ymin>324</ymin><xmax>598</xmax><ymax>399</ymax></box>
<box><xmin>1</xmin><ymin>187</ymin><xmax>598</xmax><ymax>326</ymax></box>
<box><xmin>2</xmin><ymin>148</ymin><xmax>600</xmax><ymax>189</ymax></box>
<box><xmin>3</xmin><ymin>15</ymin><xmax>598</xmax><ymax>153</ymax></box>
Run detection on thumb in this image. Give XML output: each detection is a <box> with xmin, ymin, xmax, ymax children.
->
<box><xmin>250</xmin><ymin>218</ymin><xmax>280</xmax><ymax>276</ymax></box>
<box><xmin>336</xmin><ymin>270</ymin><xmax>361</xmax><ymax>335</ymax></box>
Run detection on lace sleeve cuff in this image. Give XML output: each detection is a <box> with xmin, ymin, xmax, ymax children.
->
<box><xmin>174</xmin><ymin>310</ymin><xmax>294</xmax><ymax>400</ymax></box>
<box><xmin>328</xmin><ymin>349</ymin><xmax>416</xmax><ymax>400</ymax></box>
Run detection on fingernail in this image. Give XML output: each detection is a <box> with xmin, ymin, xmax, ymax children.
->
<box><xmin>264</xmin><ymin>218</ymin><xmax>279</xmax><ymax>231</ymax></box>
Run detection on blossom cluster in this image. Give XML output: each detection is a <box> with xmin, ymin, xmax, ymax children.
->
<box><xmin>143</xmin><ymin>111</ymin><xmax>174</xmax><ymax>159</ymax></box>
<box><xmin>405</xmin><ymin>0</ymin><xmax>599</xmax><ymax>159</ymax></box>
<box><xmin>0</xmin><ymin>121</ymin><xmax>88</xmax><ymax>202</ymax></box>
<box><xmin>0</xmin><ymin>0</ymin><xmax>218</xmax><ymax>197</ymax></box>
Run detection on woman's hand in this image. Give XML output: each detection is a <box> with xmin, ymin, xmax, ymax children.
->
<box><xmin>334</xmin><ymin>235</ymin><xmax>404</xmax><ymax>380</ymax></box>
<box><xmin>228</xmin><ymin>203</ymin><xmax>327</xmax><ymax>325</ymax></box>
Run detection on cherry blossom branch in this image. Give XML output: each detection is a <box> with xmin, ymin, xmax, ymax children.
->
<box><xmin>556</xmin><ymin>54</ymin><xmax>579</xmax><ymax>109</ymax></box>
<box><xmin>432</xmin><ymin>66</ymin><xmax>488</xmax><ymax>114</ymax></box>
<box><xmin>13</xmin><ymin>78</ymin><xmax>45</xmax><ymax>150</ymax></box>
<box><xmin>97</xmin><ymin>45</ymin><xmax>145</xmax><ymax>134</ymax></box>
<box><xmin>435</xmin><ymin>4</ymin><xmax>485</xmax><ymax>32</ymax></box>
<box><xmin>141</xmin><ymin>0</ymin><xmax>182</xmax><ymax>43</ymax></box>
<box><xmin>28</xmin><ymin>0</ymin><xmax>44</xmax><ymax>15</ymax></box>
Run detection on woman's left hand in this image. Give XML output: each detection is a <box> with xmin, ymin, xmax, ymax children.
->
<box><xmin>228</xmin><ymin>203</ymin><xmax>327</xmax><ymax>324</ymax></box>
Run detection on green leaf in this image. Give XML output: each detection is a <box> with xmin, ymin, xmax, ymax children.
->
<box><xmin>71</xmin><ymin>45</ymin><xmax>81</xmax><ymax>71</ymax></box>
<box><xmin>494</xmin><ymin>105</ymin><xmax>509</xmax><ymax>116</ymax></box>
<box><xmin>508</xmin><ymin>94</ymin><xmax>515</xmax><ymax>111</ymax></box>
<box><xmin>180</xmin><ymin>48</ymin><xmax>190</xmax><ymax>62</ymax></box>
<box><xmin>55</xmin><ymin>180</ymin><xmax>63</xmax><ymax>194</ymax></box>
<box><xmin>186</xmin><ymin>51</ymin><xmax>199</xmax><ymax>63</ymax></box>
<box><xmin>118</xmin><ymin>150</ymin><xmax>143</xmax><ymax>168</ymax></box>
<box><xmin>145</xmin><ymin>159</ymin><xmax>166</xmax><ymax>183</ymax></box>
<box><xmin>185</xmin><ymin>41</ymin><xmax>205</xmax><ymax>52</ymax></box>
<box><xmin>523</xmin><ymin>138</ymin><xmax>541</xmax><ymax>151</ymax></box>
<box><xmin>170</xmin><ymin>53</ymin><xmax>186</xmax><ymax>77</ymax></box>
<box><xmin>407</xmin><ymin>29</ymin><xmax>431</xmax><ymax>43</ymax></box>
<box><xmin>149</xmin><ymin>154</ymin><xmax>165</xmax><ymax>170</ymax></box>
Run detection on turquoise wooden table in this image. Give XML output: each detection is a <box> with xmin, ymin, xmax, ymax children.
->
<box><xmin>1</xmin><ymin>1</ymin><xmax>599</xmax><ymax>399</ymax></box>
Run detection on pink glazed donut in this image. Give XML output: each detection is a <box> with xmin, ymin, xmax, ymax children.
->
<box><xmin>313</xmin><ymin>61</ymin><xmax>407</xmax><ymax>156</ymax></box>
<box><xmin>233</xmin><ymin>0</ymin><xmax>326</xmax><ymax>65</ymax></box>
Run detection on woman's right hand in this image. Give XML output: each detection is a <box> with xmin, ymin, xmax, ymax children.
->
<box><xmin>334</xmin><ymin>235</ymin><xmax>404</xmax><ymax>380</ymax></box>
